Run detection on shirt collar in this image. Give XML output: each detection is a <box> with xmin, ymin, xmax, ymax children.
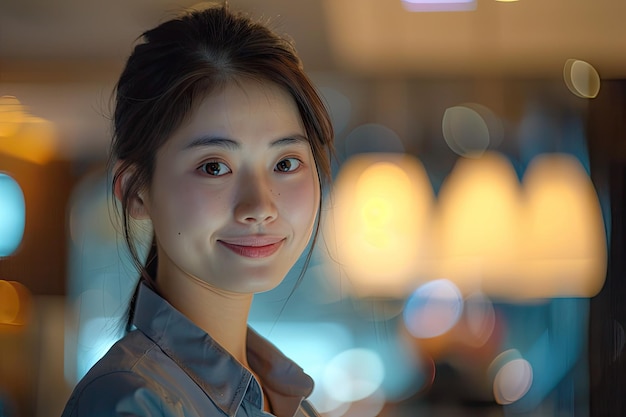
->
<box><xmin>247</xmin><ymin>328</ymin><xmax>315</xmax><ymax>417</ymax></box>
<box><xmin>132</xmin><ymin>282</ymin><xmax>314</xmax><ymax>417</ymax></box>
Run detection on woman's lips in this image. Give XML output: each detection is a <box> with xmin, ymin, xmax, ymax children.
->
<box><xmin>218</xmin><ymin>237</ymin><xmax>285</xmax><ymax>258</ymax></box>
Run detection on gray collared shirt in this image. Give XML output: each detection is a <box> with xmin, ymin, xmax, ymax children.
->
<box><xmin>61</xmin><ymin>283</ymin><xmax>319</xmax><ymax>417</ymax></box>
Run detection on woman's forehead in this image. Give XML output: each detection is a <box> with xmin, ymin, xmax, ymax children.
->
<box><xmin>161</xmin><ymin>80</ymin><xmax>307</xmax><ymax>153</ymax></box>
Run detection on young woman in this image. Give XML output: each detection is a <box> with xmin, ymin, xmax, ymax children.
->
<box><xmin>61</xmin><ymin>4</ymin><xmax>333</xmax><ymax>417</ymax></box>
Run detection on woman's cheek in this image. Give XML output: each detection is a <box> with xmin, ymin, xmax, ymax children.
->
<box><xmin>285</xmin><ymin>176</ymin><xmax>319</xmax><ymax>226</ymax></box>
<box><xmin>186</xmin><ymin>187</ymin><xmax>227</xmax><ymax>223</ymax></box>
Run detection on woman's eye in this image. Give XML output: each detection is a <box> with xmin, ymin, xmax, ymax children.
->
<box><xmin>275</xmin><ymin>158</ymin><xmax>301</xmax><ymax>173</ymax></box>
<box><xmin>199</xmin><ymin>161</ymin><xmax>231</xmax><ymax>176</ymax></box>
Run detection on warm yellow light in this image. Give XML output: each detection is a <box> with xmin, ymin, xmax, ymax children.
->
<box><xmin>435</xmin><ymin>152</ymin><xmax>522</xmax><ymax>295</ymax></box>
<box><xmin>357</xmin><ymin>163</ymin><xmax>411</xmax><ymax>248</ymax></box>
<box><xmin>518</xmin><ymin>154</ymin><xmax>606</xmax><ymax>297</ymax></box>
<box><xmin>0</xmin><ymin>96</ymin><xmax>26</xmax><ymax>138</ymax></box>
<box><xmin>435</xmin><ymin>152</ymin><xmax>607</xmax><ymax>300</ymax></box>
<box><xmin>0</xmin><ymin>280</ymin><xmax>31</xmax><ymax>326</ymax></box>
<box><xmin>0</xmin><ymin>115</ymin><xmax>57</xmax><ymax>164</ymax></box>
<box><xmin>325</xmin><ymin>153</ymin><xmax>434</xmax><ymax>298</ymax></box>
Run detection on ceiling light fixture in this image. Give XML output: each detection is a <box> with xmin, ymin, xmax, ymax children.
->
<box><xmin>402</xmin><ymin>0</ymin><xmax>477</xmax><ymax>12</ymax></box>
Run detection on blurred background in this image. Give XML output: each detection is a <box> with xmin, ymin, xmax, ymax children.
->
<box><xmin>1</xmin><ymin>0</ymin><xmax>625</xmax><ymax>416</ymax></box>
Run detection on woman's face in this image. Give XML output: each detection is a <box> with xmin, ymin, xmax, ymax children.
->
<box><xmin>140</xmin><ymin>80</ymin><xmax>320</xmax><ymax>294</ymax></box>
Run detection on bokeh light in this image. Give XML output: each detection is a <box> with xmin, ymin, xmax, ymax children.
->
<box><xmin>0</xmin><ymin>115</ymin><xmax>57</xmax><ymax>164</ymax></box>
<box><xmin>490</xmin><ymin>350</ymin><xmax>533</xmax><ymax>405</ymax></box>
<box><xmin>463</xmin><ymin>291</ymin><xmax>496</xmax><ymax>348</ymax></box>
<box><xmin>72</xmin><ymin>287</ymin><xmax>125</xmax><ymax>379</ymax></box>
<box><xmin>0</xmin><ymin>173</ymin><xmax>26</xmax><ymax>257</ymax></box>
<box><xmin>0</xmin><ymin>280</ymin><xmax>20</xmax><ymax>324</ymax></box>
<box><xmin>442</xmin><ymin>103</ymin><xmax>502</xmax><ymax>157</ymax></box>
<box><xmin>66</xmin><ymin>170</ymin><xmax>150</xmax><ymax>385</ymax></box>
<box><xmin>0</xmin><ymin>96</ymin><xmax>26</xmax><ymax>138</ymax></box>
<box><xmin>564</xmin><ymin>59</ymin><xmax>601</xmax><ymax>99</ymax></box>
<box><xmin>323</xmin><ymin>348</ymin><xmax>385</xmax><ymax>403</ymax></box>
<box><xmin>403</xmin><ymin>279</ymin><xmax>463</xmax><ymax>339</ymax></box>
<box><xmin>519</xmin><ymin>153</ymin><xmax>606</xmax><ymax>298</ymax></box>
<box><xmin>325</xmin><ymin>154</ymin><xmax>434</xmax><ymax>298</ymax></box>
<box><xmin>249</xmin><ymin>321</ymin><xmax>353</xmax><ymax>414</ymax></box>
<box><xmin>0</xmin><ymin>280</ymin><xmax>31</xmax><ymax>326</ymax></box>
<box><xmin>435</xmin><ymin>152</ymin><xmax>522</xmax><ymax>295</ymax></box>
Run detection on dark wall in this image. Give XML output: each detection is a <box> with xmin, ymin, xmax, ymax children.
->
<box><xmin>588</xmin><ymin>79</ymin><xmax>626</xmax><ymax>415</ymax></box>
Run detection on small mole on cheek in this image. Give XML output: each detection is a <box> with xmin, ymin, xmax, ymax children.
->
<box><xmin>178</xmin><ymin>232</ymin><xmax>181</xmax><ymax>236</ymax></box>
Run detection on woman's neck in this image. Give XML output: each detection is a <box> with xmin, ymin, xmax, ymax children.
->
<box><xmin>155</xmin><ymin>269</ymin><xmax>254</xmax><ymax>368</ymax></box>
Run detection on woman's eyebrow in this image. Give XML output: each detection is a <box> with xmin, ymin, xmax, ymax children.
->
<box><xmin>182</xmin><ymin>136</ymin><xmax>239</xmax><ymax>151</ymax></box>
<box><xmin>182</xmin><ymin>134</ymin><xmax>309</xmax><ymax>151</ymax></box>
<box><xmin>270</xmin><ymin>135</ymin><xmax>309</xmax><ymax>148</ymax></box>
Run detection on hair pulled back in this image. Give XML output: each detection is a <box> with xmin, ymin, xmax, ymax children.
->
<box><xmin>110</xmin><ymin>4</ymin><xmax>334</xmax><ymax>321</ymax></box>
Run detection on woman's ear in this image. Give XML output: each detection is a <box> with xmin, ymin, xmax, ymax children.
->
<box><xmin>113</xmin><ymin>161</ymin><xmax>151</xmax><ymax>220</ymax></box>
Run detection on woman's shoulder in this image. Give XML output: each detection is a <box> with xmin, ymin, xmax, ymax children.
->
<box><xmin>61</xmin><ymin>331</ymin><xmax>177</xmax><ymax>417</ymax></box>
<box><xmin>61</xmin><ymin>369</ymin><xmax>169</xmax><ymax>417</ymax></box>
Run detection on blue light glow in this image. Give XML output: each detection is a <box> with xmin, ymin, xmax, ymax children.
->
<box><xmin>323</xmin><ymin>348</ymin><xmax>385</xmax><ymax>402</ymax></box>
<box><xmin>250</xmin><ymin>321</ymin><xmax>353</xmax><ymax>412</ymax></box>
<box><xmin>0</xmin><ymin>173</ymin><xmax>25</xmax><ymax>257</ymax></box>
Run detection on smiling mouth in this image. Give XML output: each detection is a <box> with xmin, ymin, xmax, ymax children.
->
<box><xmin>218</xmin><ymin>238</ymin><xmax>285</xmax><ymax>258</ymax></box>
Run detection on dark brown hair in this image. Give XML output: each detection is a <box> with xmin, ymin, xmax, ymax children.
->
<box><xmin>110</xmin><ymin>4</ymin><xmax>334</xmax><ymax>328</ymax></box>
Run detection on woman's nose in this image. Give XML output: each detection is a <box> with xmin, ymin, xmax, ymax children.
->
<box><xmin>233</xmin><ymin>173</ymin><xmax>278</xmax><ymax>225</ymax></box>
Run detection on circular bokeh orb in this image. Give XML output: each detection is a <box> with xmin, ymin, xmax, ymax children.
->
<box><xmin>442</xmin><ymin>103</ymin><xmax>502</xmax><ymax>157</ymax></box>
<box><xmin>403</xmin><ymin>279</ymin><xmax>464</xmax><ymax>339</ymax></box>
<box><xmin>493</xmin><ymin>358</ymin><xmax>533</xmax><ymax>405</ymax></box>
<box><xmin>0</xmin><ymin>280</ymin><xmax>31</xmax><ymax>325</ymax></box>
<box><xmin>0</xmin><ymin>173</ymin><xmax>26</xmax><ymax>257</ymax></box>
<box><xmin>323</xmin><ymin>348</ymin><xmax>385</xmax><ymax>403</ymax></box>
<box><xmin>564</xmin><ymin>59</ymin><xmax>601</xmax><ymax>98</ymax></box>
